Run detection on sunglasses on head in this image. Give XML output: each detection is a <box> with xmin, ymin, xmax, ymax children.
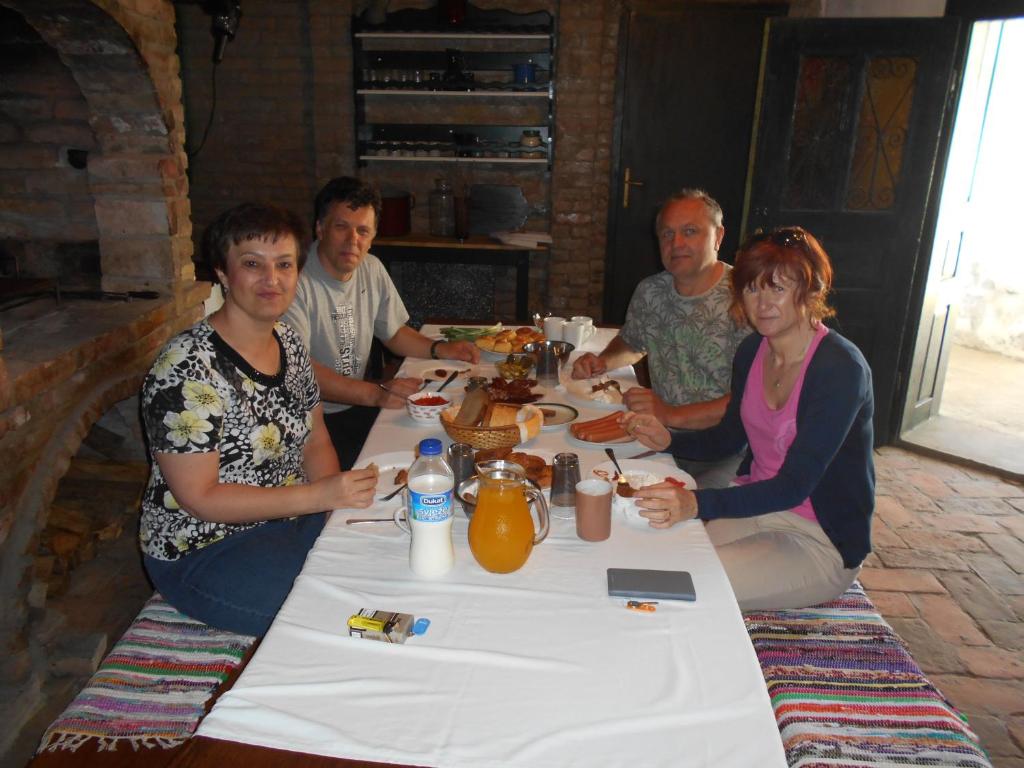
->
<box><xmin>747</xmin><ymin>227</ymin><xmax>807</xmax><ymax>249</ymax></box>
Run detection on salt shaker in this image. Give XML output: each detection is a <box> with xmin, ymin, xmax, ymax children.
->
<box><xmin>550</xmin><ymin>453</ymin><xmax>581</xmax><ymax>519</ymax></box>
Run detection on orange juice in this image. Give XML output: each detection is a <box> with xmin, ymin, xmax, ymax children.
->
<box><xmin>468</xmin><ymin>477</ymin><xmax>536</xmax><ymax>573</ymax></box>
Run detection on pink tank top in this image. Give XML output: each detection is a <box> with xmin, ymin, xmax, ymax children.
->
<box><xmin>735</xmin><ymin>324</ymin><xmax>829</xmax><ymax>521</ymax></box>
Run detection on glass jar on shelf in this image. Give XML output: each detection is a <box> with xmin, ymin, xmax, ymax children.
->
<box><xmin>429</xmin><ymin>178</ymin><xmax>455</xmax><ymax>237</ymax></box>
<box><xmin>519</xmin><ymin>129</ymin><xmax>542</xmax><ymax>148</ymax></box>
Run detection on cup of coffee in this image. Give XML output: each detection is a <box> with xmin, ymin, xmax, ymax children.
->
<box><xmin>575</xmin><ymin>478</ymin><xmax>612</xmax><ymax>542</ymax></box>
<box><xmin>563</xmin><ymin>318</ymin><xmax>595</xmax><ymax>349</ymax></box>
<box><xmin>543</xmin><ymin>316</ymin><xmax>566</xmax><ymax>341</ymax></box>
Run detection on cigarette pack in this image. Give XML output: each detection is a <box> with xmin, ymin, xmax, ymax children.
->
<box><xmin>347</xmin><ymin>609</ymin><xmax>414</xmax><ymax>644</ymax></box>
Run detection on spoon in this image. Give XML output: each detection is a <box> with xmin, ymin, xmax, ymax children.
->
<box><xmin>604</xmin><ymin>447</ymin><xmax>624</xmax><ymax>475</ymax></box>
<box><xmin>346</xmin><ymin>516</ymin><xmax>406</xmax><ymax>525</ymax></box>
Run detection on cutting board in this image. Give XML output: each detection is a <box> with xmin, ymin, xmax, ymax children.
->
<box><xmin>468</xmin><ymin>185</ymin><xmax>529</xmax><ymax>235</ymax></box>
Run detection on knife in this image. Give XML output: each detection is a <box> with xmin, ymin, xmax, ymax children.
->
<box><xmin>625</xmin><ymin>449</ymin><xmax>659</xmax><ymax>460</ymax></box>
<box><xmin>348</xmin><ymin>520</ymin><xmax>403</xmax><ymax>528</ymax></box>
<box><xmin>436</xmin><ymin>369</ymin><xmax>460</xmax><ymax>392</ymax></box>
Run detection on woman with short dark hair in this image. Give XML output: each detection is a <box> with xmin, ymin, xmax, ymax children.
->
<box><xmin>140</xmin><ymin>203</ymin><xmax>378</xmax><ymax>636</ymax></box>
<box><xmin>624</xmin><ymin>226</ymin><xmax>875</xmax><ymax>610</ymax></box>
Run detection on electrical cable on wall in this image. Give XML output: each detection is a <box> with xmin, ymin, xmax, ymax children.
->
<box><xmin>187</xmin><ymin>0</ymin><xmax>241</xmax><ymax>160</ymax></box>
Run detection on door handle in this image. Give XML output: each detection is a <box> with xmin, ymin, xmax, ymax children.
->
<box><xmin>622</xmin><ymin>167</ymin><xmax>645</xmax><ymax>209</ymax></box>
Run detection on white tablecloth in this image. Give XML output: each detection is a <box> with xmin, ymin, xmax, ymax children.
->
<box><xmin>197</xmin><ymin>327</ymin><xmax>786</xmax><ymax>767</ymax></box>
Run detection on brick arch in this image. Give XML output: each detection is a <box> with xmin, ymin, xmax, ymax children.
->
<box><xmin>0</xmin><ymin>0</ymin><xmax>194</xmax><ymax>293</ymax></box>
<box><xmin>16</xmin><ymin>373</ymin><xmax>145</xmax><ymax>551</ymax></box>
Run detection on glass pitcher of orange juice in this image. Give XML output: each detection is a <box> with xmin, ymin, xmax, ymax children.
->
<box><xmin>468</xmin><ymin>468</ymin><xmax>549</xmax><ymax>573</ymax></box>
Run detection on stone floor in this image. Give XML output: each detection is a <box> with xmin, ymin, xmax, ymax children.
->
<box><xmin>863</xmin><ymin>446</ymin><xmax>1024</xmax><ymax>767</ymax></box>
<box><xmin>6</xmin><ymin>445</ymin><xmax>1024</xmax><ymax>767</ymax></box>
<box><xmin>903</xmin><ymin>343</ymin><xmax>1024</xmax><ymax>477</ymax></box>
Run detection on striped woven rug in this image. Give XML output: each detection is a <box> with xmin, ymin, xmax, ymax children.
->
<box><xmin>37</xmin><ymin>594</ymin><xmax>255</xmax><ymax>753</ymax></box>
<box><xmin>744</xmin><ymin>582</ymin><xmax>992</xmax><ymax>767</ymax></box>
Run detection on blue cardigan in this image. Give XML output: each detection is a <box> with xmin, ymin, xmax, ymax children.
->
<box><xmin>668</xmin><ymin>330</ymin><xmax>875</xmax><ymax>569</ymax></box>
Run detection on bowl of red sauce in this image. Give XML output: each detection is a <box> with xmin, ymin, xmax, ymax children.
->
<box><xmin>406</xmin><ymin>391</ymin><xmax>453</xmax><ymax>425</ymax></box>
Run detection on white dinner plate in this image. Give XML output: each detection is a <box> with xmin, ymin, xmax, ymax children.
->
<box><xmin>535</xmin><ymin>402</ymin><xmax>578</xmax><ymax>430</ymax></box>
<box><xmin>477</xmin><ymin>347</ymin><xmax>512</xmax><ymax>362</ymax></box>
<box><xmin>356</xmin><ymin>450</ymin><xmax>415</xmax><ymax>502</ymax></box>
<box><xmin>565</xmin><ymin>432</ymin><xmax>638</xmax><ymax>450</ymax></box>
<box><xmin>401</xmin><ymin>360</ymin><xmax>476</xmax><ymax>383</ymax></box>
<box><xmin>589</xmin><ymin>459</ymin><xmax>696</xmax><ymax>528</ymax></box>
<box><xmin>589</xmin><ymin>459</ymin><xmax>696</xmax><ymax>489</ymax></box>
<box><xmin>564</xmin><ymin>377</ymin><xmax>626</xmax><ymax>411</ymax></box>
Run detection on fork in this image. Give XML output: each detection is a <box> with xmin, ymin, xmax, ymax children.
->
<box><xmin>604</xmin><ymin>447</ymin><xmax>625</xmax><ymax>475</ymax></box>
<box><xmin>379</xmin><ymin>483</ymin><xmax>407</xmax><ymax>502</ymax></box>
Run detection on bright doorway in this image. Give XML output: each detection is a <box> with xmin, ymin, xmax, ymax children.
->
<box><xmin>900</xmin><ymin>17</ymin><xmax>1024</xmax><ymax>477</ymax></box>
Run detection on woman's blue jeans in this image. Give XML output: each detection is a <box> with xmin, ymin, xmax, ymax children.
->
<box><xmin>144</xmin><ymin>512</ymin><xmax>326</xmax><ymax>636</ymax></box>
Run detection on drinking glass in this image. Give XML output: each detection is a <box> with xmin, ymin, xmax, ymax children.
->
<box><xmin>550</xmin><ymin>452</ymin><xmax>580</xmax><ymax>519</ymax></box>
<box><xmin>447</xmin><ymin>442</ymin><xmax>476</xmax><ymax>509</ymax></box>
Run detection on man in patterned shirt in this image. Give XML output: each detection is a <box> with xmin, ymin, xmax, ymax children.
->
<box><xmin>572</xmin><ymin>188</ymin><xmax>750</xmax><ymax>487</ymax></box>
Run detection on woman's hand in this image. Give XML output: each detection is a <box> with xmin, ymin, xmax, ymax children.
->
<box><xmin>634</xmin><ymin>483</ymin><xmax>698</xmax><ymax>529</ymax></box>
<box><xmin>621</xmin><ymin>412</ymin><xmax>671</xmax><ymax>451</ymax></box>
<box><xmin>318</xmin><ymin>466</ymin><xmax>379</xmax><ymax>510</ymax></box>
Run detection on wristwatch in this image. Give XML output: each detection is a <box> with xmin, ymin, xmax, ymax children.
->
<box><xmin>430</xmin><ymin>339</ymin><xmax>443</xmax><ymax>360</ymax></box>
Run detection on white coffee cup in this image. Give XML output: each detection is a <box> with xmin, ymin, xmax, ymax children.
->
<box><xmin>563</xmin><ymin>318</ymin><xmax>595</xmax><ymax>348</ymax></box>
<box><xmin>571</xmin><ymin>315</ymin><xmax>594</xmax><ymax>331</ymax></box>
<box><xmin>543</xmin><ymin>316</ymin><xmax>566</xmax><ymax>341</ymax></box>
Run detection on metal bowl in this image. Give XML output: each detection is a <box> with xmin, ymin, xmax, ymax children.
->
<box><xmin>522</xmin><ymin>340</ymin><xmax>574</xmax><ymax>380</ymax></box>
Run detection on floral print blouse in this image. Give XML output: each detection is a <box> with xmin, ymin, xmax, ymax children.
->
<box><xmin>139</xmin><ymin>320</ymin><xmax>320</xmax><ymax>561</ymax></box>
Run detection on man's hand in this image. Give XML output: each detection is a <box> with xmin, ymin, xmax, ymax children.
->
<box><xmin>376</xmin><ymin>377</ymin><xmax>422</xmax><ymax>408</ymax></box>
<box><xmin>621</xmin><ymin>412</ymin><xmax>671</xmax><ymax>451</ymax></box>
<box><xmin>572</xmin><ymin>352</ymin><xmax>607</xmax><ymax>380</ymax></box>
<box><xmin>318</xmin><ymin>466</ymin><xmax>378</xmax><ymax>511</ymax></box>
<box><xmin>622</xmin><ymin>386</ymin><xmax>669</xmax><ymax>422</ymax></box>
<box><xmin>437</xmin><ymin>340</ymin><xmax>480</xmax><ymax>364</ymax></box>
<box><xmin>635</xmin><ymin>483</ymin><xmax>698</xmax><ymax>529</ymax></box>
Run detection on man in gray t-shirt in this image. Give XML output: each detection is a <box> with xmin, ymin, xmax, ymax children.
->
<box><xmin>572</xmin><ymin>188</ymin><xmax>749</xmax><ymax>488</ymax></box>
<box><xmin>283</xmin><ymin>177</ymin><xmax>478</xmax><ymax>468</ymax></box>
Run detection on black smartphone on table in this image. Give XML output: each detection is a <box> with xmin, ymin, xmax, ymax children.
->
<box><xmin>607</xmin><ymin>568</ymin><xmax>696</xmax><ymax>601</ymax></box>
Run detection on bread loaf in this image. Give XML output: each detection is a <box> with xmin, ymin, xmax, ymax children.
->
<box><xmin>487</xmin><ymin>404</ymin><xmax>520</xmax><ymax>427</ymax></box>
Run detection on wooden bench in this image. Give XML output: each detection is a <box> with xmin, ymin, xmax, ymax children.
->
<box><xmin>33</xmin><ymin>585</ymin><xmax>992</xmax><ymax>767</ymax></box>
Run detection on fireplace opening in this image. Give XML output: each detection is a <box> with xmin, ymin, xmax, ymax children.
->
<box><xmin>7</xmin><ymin>397</ymin><xmax>152</xmax><ymax>765</ymax></box>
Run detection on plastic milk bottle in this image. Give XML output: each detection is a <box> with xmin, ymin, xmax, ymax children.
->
<box><xmin>406</xmin><ymin>439</ymin><xmax>455</xmax><ymax>576</ymax></box>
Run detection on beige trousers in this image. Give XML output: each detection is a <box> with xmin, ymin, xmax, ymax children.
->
<box><xmin>705</xmin><ymin>510</ymin><xmax>860</xmax><ymax>611</ymax></box>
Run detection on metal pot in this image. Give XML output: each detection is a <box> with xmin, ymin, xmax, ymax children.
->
<box><xmin>379</xmin><ymin>189</ymin><xmax>415</xmax><ymax>237</ymax></box>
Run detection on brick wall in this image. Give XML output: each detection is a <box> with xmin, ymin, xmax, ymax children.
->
<box><xmin>0</xmin><ymin>1</ymin><xmax>205</xmax><ymax>752</ymax></box>
<box><xmin>177</xmin><ymin>0</ymin><xmax>323</xmax><ymax>268</ymax></box>
<box><xmin>178</xmin><ymin>0</ymin><xmax>622</xmax><ymax>322</ymax></box>
<box><xmin>549</xmin><ymin>0</ymin><xmax>620</xmax><ymax>320</ymax></box>
<box><xmin>0</xmin><ymin>8</ymin><xmax>98</xmax><ymax>281</ymax></box>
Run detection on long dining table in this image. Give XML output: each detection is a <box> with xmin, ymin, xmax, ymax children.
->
<box><xmin>184</xmin><ymin>325</ymin><xmax>786</xmax><ymax>768</ymax></box>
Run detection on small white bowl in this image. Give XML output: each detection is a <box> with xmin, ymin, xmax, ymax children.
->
<box><xmin>406</xmin><ymin>391</ymin><xmax>452</xmax><ymax>425</ymax></box>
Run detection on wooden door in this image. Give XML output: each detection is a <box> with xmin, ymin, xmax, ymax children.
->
<box><xmin>746</xmin><ymin>18</ymin><xmax>961</xmax><ymax>443</ymax></box>
<box><xmin>902</xmin><ymin>17</ymin><xmax>1013</xmax><ymax>432</ymax></box>
<box><xmin>604</xmin><ymin>3</ymin><xmax>786</xmax><ymax>324</ymax></box>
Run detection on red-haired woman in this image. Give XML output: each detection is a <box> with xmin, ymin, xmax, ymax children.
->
<box><xmin>623</xmin><ymin>227</ymin><xmax>874</xmax><ymax>610</ymax></box>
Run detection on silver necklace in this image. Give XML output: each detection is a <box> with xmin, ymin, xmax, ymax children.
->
<box><xmin>768</xmin><ymin>334</ymin><xmax>814</xmax><ymax>389</ymax></box>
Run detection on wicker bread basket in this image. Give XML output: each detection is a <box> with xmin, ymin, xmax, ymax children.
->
<box><xmin>440</xmin><ymin>404</ymin><xmax>543</xmax><ymax>450</ymax></box>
